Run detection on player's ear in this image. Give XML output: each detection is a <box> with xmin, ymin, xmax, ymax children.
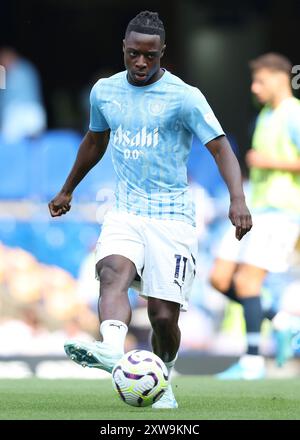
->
<box><xmin>160</xmin><ymin>44</ymin><xmax>166</xmax><ymax>58</ymax></box>
<box><xmin>122</xmin><ymin>40</ymin><xmax>126</xmax><ymax>53</ymax></box>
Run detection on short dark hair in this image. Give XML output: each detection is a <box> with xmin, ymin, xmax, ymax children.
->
<box><xmin>249</xmin><ymin>52</ymin><xmax>292</xmax><ymax>75</ymax></box>
<box><xmin>125</xmin><ymin>11</ymin><xmax>165</xmax><ymax>44</ymax></box>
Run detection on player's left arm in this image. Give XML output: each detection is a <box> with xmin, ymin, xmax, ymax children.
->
<box><xmin>246</xmin><ymin>108</ymin><xmax>300</xmax><ymax>172</ymax></box>
<box><xmin>206</xmin><ymin>135</ymin><xmax>252</xmax><ymax>240</ymax></box>
<box><xmin>245</xmin><ymin>150</ymin><xmax>300</xmax><ymax>172</ymax></box>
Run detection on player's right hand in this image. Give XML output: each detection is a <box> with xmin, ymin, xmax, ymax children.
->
<box><xmin>48</xmin><ymin>192</ymin><xmax>72</xmax><ymax>217</ymax></box>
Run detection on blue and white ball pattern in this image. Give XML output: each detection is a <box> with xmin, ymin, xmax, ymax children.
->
<box><xmin>112</xmin><ymin>350</ymin><xmax>168</xmax><ymax>407</ymax></box>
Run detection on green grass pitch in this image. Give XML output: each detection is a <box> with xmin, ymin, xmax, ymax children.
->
<box><xmin>1</xmin><ymin>376</ymin><xmax>300</xmax><ymax>420</ymax></box>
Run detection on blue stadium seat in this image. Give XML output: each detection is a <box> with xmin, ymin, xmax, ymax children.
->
<box><xmin>29</xmin><ymin>130</ymin><xmax>81</xmax><ymax>200</ymax></box>
<box><xmin>0</xmin><ymin>218</ymin><xmax>100</xmax><ymax>277</ymax></box>
<box><xmin>30</xmin><ymin>219</ymin><xmax>100</xmax><ymax>276</ymax></box>
<box><xmin>0</xmin><ymin>220</ymin><xmax>33</xmax><ymax>251</ymax></box>
<box><xmin>0</xmin><ymin>136</ymin><xmax>31</xmax><ymax>199</ymax></box>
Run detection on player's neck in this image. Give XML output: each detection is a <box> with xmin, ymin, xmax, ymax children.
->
<box><xmin>145</xmin><ymin>68</ymin><xmax>165</xmax><ymax>86</ymax></box>
<box><xmin>269</xmin><ymin>89</ymin><xmax>293</xmax><ymax>108</ymax></box>
<box><xmin>127</xmin><ymin>68</ymin><xmax>165</xmax><ymax>87</ymax></box>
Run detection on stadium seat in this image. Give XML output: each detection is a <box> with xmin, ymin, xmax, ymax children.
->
<box><xmin>0</xmin><ymin>220</ymin><xmax>32</xmax><ymax>250</ymax></box>
<box><xmin>29</xmin><ymin>130</ymin><xmax>81</xmax><ymax>200</ymax></box>
<box><xmin>0</xmin><ymin>136</ymin><xmax>31</xmax><ymax>199</ymax></box>
<box><xmin>30</xmin><ymin>219</ymin><xmax>100</xmax><ymax>276</ymax></box>
<box><xmin>0</xmin><ymin>218</ymin><xmax>100</xmax><ymax>277</ymax></box>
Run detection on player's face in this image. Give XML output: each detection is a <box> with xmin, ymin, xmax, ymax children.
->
<box><xmin>123</xmin><ymin>31</ymin><xmax>165</xmax><ymax>86</ymax></box>
<box><xmin>251</xmin><ymin>68</ymin><xmax>286</xmax><ymax>104</ymax></box>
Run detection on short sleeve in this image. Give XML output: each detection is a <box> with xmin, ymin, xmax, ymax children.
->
<box><xmin>182</xmin><ymin>87</ymin><xmax>224</xmax><ymax>145</ymax></box>
<box><xmin>89</xmin><ymin>82</ymin><xmax>109</xmax><ymax>132</ymax></box>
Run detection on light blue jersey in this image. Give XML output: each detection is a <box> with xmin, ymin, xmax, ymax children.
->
<box><xmin>89</xmin><ymin>70</ymin><xmax>224</xmax><ymax>225</ymax></box>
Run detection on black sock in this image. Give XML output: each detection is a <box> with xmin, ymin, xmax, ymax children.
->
<box><xmin>224</xmin><ymin>284</ymin><xmax>241</xmax><ymax>304</ymax></box>
<box><xmin>240</xmin><ymin>296</ymin><xmax>263</xmax><ymax>356</ymax></box>
<box><xmin>263</xmin><ymin>308</ymin><xmax>277</xmax><ymax>321</ymax></box>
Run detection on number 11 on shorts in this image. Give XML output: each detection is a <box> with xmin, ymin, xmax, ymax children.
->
<box><xmin>174</xmin><ymin>254</ymin><xmax>187</xmax><ymax>286</ymax></box>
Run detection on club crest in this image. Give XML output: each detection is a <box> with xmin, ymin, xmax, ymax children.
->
<box><xmin>148</xmin><ymin>100</ymin><xmax>166</xmax><ymax>116</ymax></box>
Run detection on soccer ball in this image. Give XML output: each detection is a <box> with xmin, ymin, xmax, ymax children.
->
<box><xmin>112</xmin><ymin>349</ymin><xmax>168</xmax><ymax>407</ymax></box>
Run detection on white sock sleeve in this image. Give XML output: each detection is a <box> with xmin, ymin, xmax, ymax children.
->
<box><xmin>164</xmin><ymin>353</ymin><xmax>178</xmax><ymax>377</ymax></box>
<box><xmin>100</xmin><ymin>320</ymin><xmax>128</xmax><ymax>354</ymax></box>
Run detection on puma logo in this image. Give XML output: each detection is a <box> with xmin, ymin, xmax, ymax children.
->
<box><xmin>109</xmin><ymin>323</ymin><xmax>123</xmax><ymax>329</ymax></box>
<box><xmin>174</xmin><ymin>279</ymin><xmax>182</xmax><ymax>292</ymax></box>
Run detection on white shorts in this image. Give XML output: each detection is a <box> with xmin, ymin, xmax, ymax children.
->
<box><xmin>95</xmin><ymin>210</ymin><xmax>198</xmax><ymax>311</ymax></box>
<box><xmin>216</xmin><ymin>211</ymin><xmax>300</xmax><ymax>272</ymax></box>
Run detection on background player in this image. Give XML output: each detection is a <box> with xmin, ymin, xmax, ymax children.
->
<box><xmin>49</xmin><ymin>11</ymin><xmax>252</xmax><ymax>407</ymax></box>
<box><xmin>210</xmin><ymin>53</ymin><xmax>300</xmax><ymax>379</ymax></box>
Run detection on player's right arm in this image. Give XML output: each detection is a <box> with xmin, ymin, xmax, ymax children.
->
<box><xmin>48</xmin><ymin>129</ymin><xmax>110</xmax><ymax>217</ymax></box>
<box><xmin>206</xmin><ymin>135</ymin><xmax>252</xmax><ymax>240</ymax></box>
<box><xmin>182</xmin><ymin>86</ymin><xmax>252</xmax><ymax>240</ymax></box>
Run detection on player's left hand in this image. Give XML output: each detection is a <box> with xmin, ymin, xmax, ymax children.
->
<box><xmin>229</xmin><ymin>197</ymin><xmax>252</xmax><ymax>241</ymax></box>
<box><xmin>245</xmin><ymin>149</ymin><xmax>275</xmax><ymax>169</ymax></box>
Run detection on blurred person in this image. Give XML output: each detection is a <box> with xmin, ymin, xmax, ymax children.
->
<box><xmin>45</xmin><ymin>317</ymin><xmax>93</xmax><ymax>356</ymax></box>
<box><xmin>7</xmin><ymin>251</ymin><xmax>43</xmax><ymax>304</ymax></box>
<box><xmin>41</xmin><ymin>265</ymin><xmax>78</xmax><ymax>322</ymax></box>
<box><xmin>0</xmin><ymin>304</ymin><xmax>49</xmax><ymax>356</ymax></box>
<box><xmin>189</xmin><ymin>177</ymin><xmax>216</xmax><ymax>241</ymax></box>
<box><xmin>48</xmin><ymin>11</ymin><xmax>252</xmax><ymax>408</ymax></box>
<box><xmin>178</xmin><ymin>305</ymin><xmax>216</xmax><ymax>352</ymax></box>
<box><xmin>263</xmin><ymin>265</ymin><xmax>300</xmax><ymax>365</ymax></box>
<box><xmin>0</xmin><ymin>47</ymin><xmax>46</xmax><ymax>142</ymax></box>
<box><xmin>76</xmin><ymin>250</ymin><xmax>100</xmax><ymax>311</ymax></box>
<box><xmin>210</xmin><ymin>53</ymin><xmax>300</xmax><ymax>379</ymax></box>
<box><xmin>0</xmin><ymin>242</ymin><xmax>7</xmax><ymax>284</ymax></box>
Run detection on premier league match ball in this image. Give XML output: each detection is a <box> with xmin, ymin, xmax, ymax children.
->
<box><xmin>112</xmin><ymin>349</ymin><xmax>168</xmax><ymax>407</ymax></box>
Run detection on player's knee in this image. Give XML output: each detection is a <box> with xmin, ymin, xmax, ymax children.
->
<box><xmin>233</xmin><ymin>272</ymin><xmax>261</xmax><ymax>298</ymax></box>
<box><xmin>97</xmin><ymin>264</ymin><xmax>118</xmax><ymax>288</ymax></box>
<box><xmin>151</xmin><ymin>313</ymin><xmax>177</xmax><ymax>334</ymax></box>
<box><xmin>209</xmin><ymin>271</ymin><xmax>231</xmax><ymax>293</ymax></box>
